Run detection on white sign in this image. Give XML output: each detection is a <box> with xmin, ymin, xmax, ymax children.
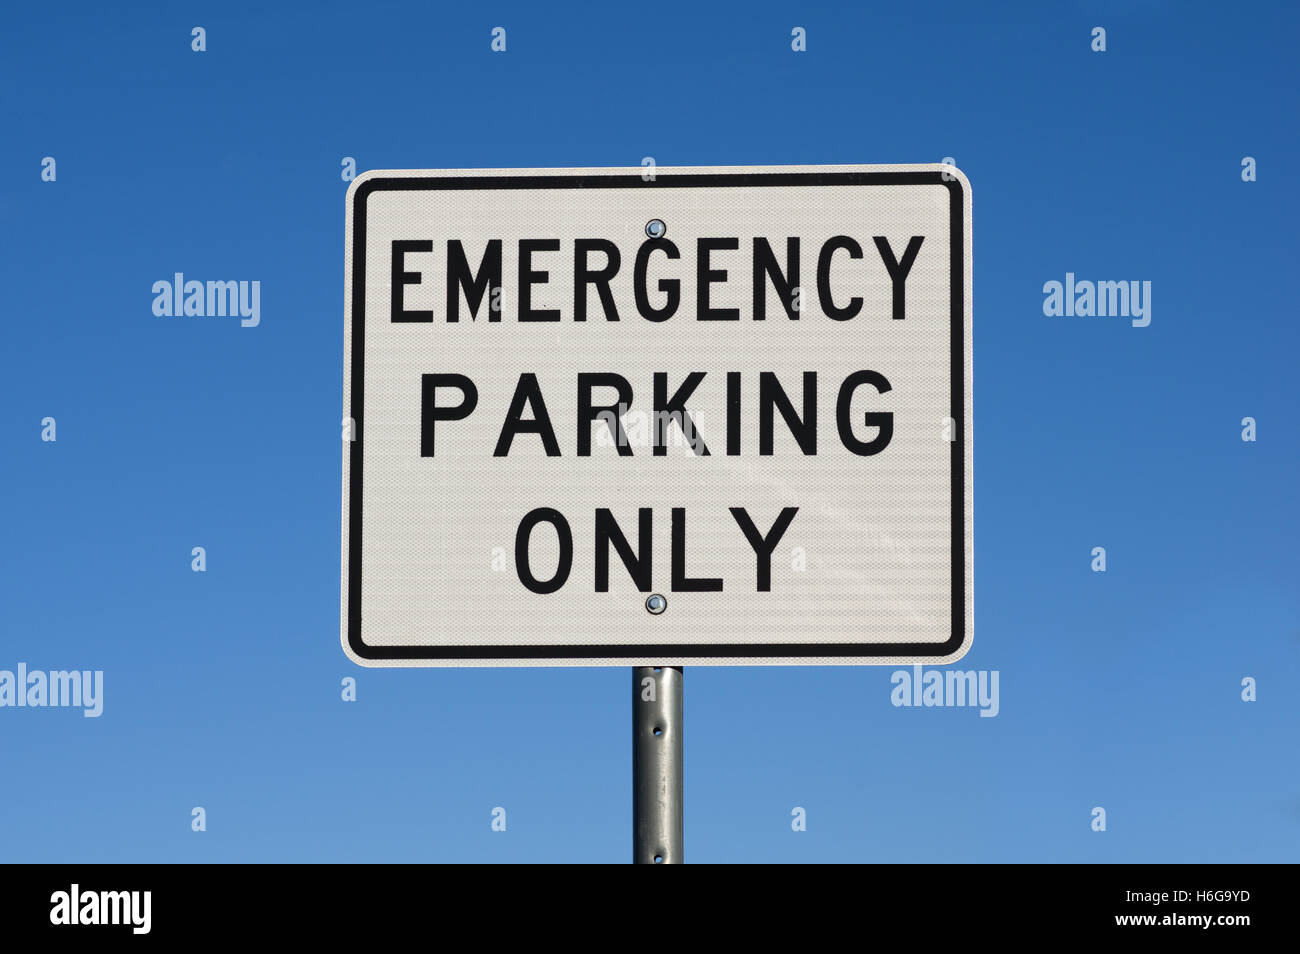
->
<box><xmin>342</xmin><ymin>165</ymin><xmax>972</xmax><ymax>666</ymax></box>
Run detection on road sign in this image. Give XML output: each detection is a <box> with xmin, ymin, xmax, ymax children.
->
<box><xmin>342</xmin><ymin>164</ymin><xmax>972</xmax><ymax>666</ymax></box>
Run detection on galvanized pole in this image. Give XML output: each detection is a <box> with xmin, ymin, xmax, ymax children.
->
<box><xmin>632</xmin><ymin>666</ymin><xmax>683</xmax><ymax>863</ymax></box>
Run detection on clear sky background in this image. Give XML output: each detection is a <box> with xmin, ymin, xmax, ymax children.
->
<box><xmin>1</xmin><ymin>0</ymin><xmax>1296</xmax><ymax>863</ymax></box>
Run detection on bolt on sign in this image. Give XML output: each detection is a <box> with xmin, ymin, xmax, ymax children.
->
<box><xmin>342</xmin><ymin>164</ymin><xmax>973</xmax><ymax>666</ymax></box>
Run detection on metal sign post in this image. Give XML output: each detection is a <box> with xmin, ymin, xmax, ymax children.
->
<box><xmin>632</xmin><ymin>666</ymin><xmax>683</xmax><ymax>864</ymax></box>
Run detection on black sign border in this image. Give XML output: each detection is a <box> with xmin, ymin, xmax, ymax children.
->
<box><xmin>347</xmin><ymin>169</ymin><xmax>967</xmax><ymax>661</ymax></box>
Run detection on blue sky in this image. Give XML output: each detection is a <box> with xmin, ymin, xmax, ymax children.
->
<box><xmin>1</xmin><ymin>0</ymin><xmax>1296</xmax><ymax>862</ymax></box>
